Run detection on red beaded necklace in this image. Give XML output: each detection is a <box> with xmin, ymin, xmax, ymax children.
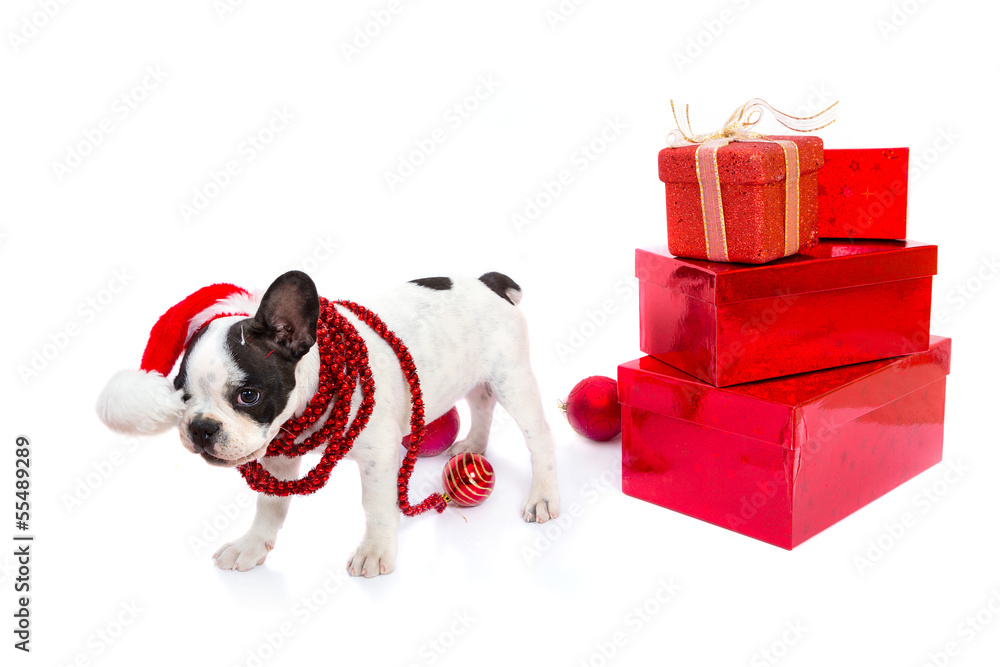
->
<box><xmin>238</xmin><ymin>297</ymin><xmax>448</xmax><ymax>517</ymax></box>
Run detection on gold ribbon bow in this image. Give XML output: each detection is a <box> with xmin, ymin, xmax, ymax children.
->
<box><xmin>667</xmin><ymin>98</ymin><xmax>839</xmax><ymax>147</ymax></box>
<box><xmin>666</xmin><ymin>98</ymin><xmax>839</xmax><ymax>262</ymax></box>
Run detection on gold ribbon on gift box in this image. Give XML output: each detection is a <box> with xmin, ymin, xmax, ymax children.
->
<box><xmin>667</xmin><ymin>98</ymin><xmax>839</xmax><ymax>262</ymax></box>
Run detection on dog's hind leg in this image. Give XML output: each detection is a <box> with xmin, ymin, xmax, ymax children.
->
<box><xmin>492</xmin><ymin>366</ymin><xmax>561</xmax><ymax>524</ymax></box>
<box><xmin>446</xmin><ymin>383</ymin><xmax>497</xmax><ymax>456</ymax></box>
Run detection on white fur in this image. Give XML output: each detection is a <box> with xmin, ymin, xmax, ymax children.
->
<box><xmin>96</xmin><ymin>369</ymin><xmax>186</xmax><ymax>434</ymax></box>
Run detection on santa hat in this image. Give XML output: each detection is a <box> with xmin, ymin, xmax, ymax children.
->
<box><xmin>96</xmin><ymin>283</ymin><xmax>256</xmax><ymax>435</ymax></box>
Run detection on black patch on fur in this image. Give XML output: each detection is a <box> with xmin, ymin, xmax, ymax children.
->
<box><xmin>478</xmin><ymin>272</ymin><xmax>521</xmax><ymax>305</ymax></box>
<box><xmin>410</xmin><ymin>277</ymin><xmax>453</xmax><ymax>291</ymax></box>
<box><xmin>223</xmin><ymin>320</ymin><xmax>298</xmax><ymax>426</ymax></box>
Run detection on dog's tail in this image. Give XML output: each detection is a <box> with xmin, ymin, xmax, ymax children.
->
<box><xmin>478</xmin><ymin>272</ymin><xmax>522</xmax><ymax>306</ymax></box>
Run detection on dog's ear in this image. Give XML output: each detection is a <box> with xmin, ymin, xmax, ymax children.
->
<box><xmin>252</xmin><ymin>271</ymin><xmax>320</xmax><ymax>360</ymax></box>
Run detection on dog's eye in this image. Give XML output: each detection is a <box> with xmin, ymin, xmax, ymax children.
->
<box><xmin>237</xmin><ymin>389</ymin><xmax>261</xmax><ymax>406</ymax></box>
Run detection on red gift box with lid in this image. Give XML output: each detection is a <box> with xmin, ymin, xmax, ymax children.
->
<box><xmin>817</xmin><ymin>148</ymin><xmax>909</xmax><ymax>239</ymax></box>
<box><xmin>618</xmin><ymin>337</ymin><xmax>951</xmax><ymax>549</ymax></box>
<box><xmin>658</xmin><ymin>136</ymin><xmax>824</xmax><ymax>264</ymax></box>
<box><xmin>637</xmin><ymin>239</ymin><xmax>936</xmax><ymax>387</ymax></box>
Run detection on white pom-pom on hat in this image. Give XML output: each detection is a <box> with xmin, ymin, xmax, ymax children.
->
<box><xmin>96</xmin><ymin>369</ymin><xmax>187</xmax><ymax>434</ymax></box>
<box><xmin>96</xmin><ymin>283</ymin><xmax>254</xmax><ymax>435</ymax></box>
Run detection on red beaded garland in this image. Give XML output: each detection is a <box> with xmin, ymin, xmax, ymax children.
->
<box><xmin>238</xmin><ymin>298</ymin><xmax>447</xmax><ymax>517</ymax></box>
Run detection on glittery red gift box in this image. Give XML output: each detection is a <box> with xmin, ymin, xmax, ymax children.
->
<box><xmin>817</xmin><ymin>148</ymin><xmax>908</xmax><ymax>239</ymax></box>
<box><xmin>658</xmin><ymin>136</ymin><xmax>824</xmax><ymax>264</ymax></box>
<box><xmin>618</xmin><ymin>336</ymin><xmax>951</xmax><ymax>549</ymax></box>
<box><xmin>637</xmin><ymin>240</ymin><xmax>936</xmax><ymax>387</ymax></box>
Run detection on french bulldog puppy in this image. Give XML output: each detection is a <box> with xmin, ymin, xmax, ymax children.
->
<box><xmin>129</xmin><ymin>271</ymin><xmax>560</xmax><ymax>577</ymax></box>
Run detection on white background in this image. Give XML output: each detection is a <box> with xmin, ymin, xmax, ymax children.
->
<box><xmin>2</xmin><ymin>1</ymin><xmax>999</xmax><ymax>666</ymax></box>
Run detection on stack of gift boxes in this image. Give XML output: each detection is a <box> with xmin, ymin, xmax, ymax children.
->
<box><xmin>618</xmin><ymin>129</ymin><xmax>952</xmax><ymax>549</ymax></box>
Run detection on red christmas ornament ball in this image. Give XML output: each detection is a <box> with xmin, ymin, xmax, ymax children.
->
<box><xmin>402</xmin><ymin>406</ymin><xmax>460</xmax><ymax>457</ymax></box>
<box><xmin>562</xmin><ymin>376</ymin><xmax>621</xmax><ymax>442</ymax></box>
<box><xmin>442</xmin><ymin>453</ymin><xmax>495</xmax><ymax>507</ymax></box>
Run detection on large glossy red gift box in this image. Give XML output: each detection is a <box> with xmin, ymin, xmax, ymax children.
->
<box><xmin>618</xmin><ymin>337</ymin><xmax>951</xmax><ymax>549</ymax></box>
<box><xmin>658</xmin><ymin>136</ymin><xmax>823</xmax><ymax>264</ymax></box>
<box><xmin>817</xmin><ymin>148</ymin><xmax>909</xmax><ymax>239</ymax></box>
<box><xmin>637</xmin><ymin>239</ymin><xmax>936</xmax><ymax>387</ymax></box>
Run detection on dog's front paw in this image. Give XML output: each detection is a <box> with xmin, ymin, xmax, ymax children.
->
<box><xmin>212</xmin><ymin>534</ymin><xmax>274</xmax><ymax>572</ymax></box>
<box><xmin>347</xmin><ymin>538</ymin><xmax>396</xmax><ymax>578</ymax></box>
<box><xmin>522</xmin><ymin>485</ymin><xmax>561</xmax><ymax>524</ymax></box>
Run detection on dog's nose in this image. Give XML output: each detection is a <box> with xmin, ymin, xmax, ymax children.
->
<box><xmin>188</xmin><ymin>418</ymin><xmax>221</xmax><ymax>453</ymax></box>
